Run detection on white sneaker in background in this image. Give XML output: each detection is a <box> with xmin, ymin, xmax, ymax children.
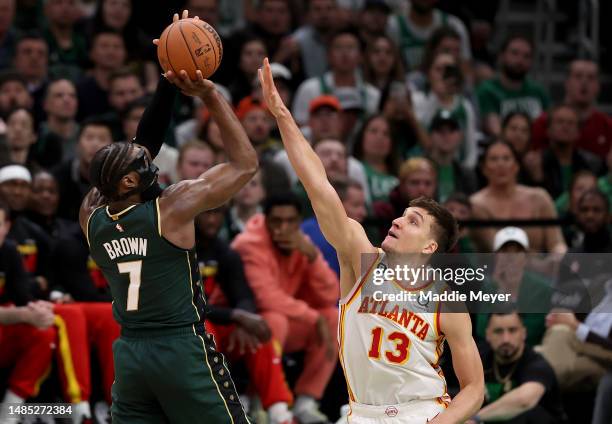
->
<box><xmin>334</xmin><ymin>404</ymin><xmax>350</xmax><ymax>424</ymax></box>
<box><xmin>94</xmin><ymin>401</ymin><xmax>110</xmax><ymax>424</ymax></box>
<box><xmin>292</xmin><ymin>396</ymin><xmax>330</xmax><ymax>424</ymax></box>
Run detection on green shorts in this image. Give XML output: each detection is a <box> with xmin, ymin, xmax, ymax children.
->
<box><xmin>111</xmin><ymin>324</ymin><xmax>249</xmax><ymax>424</ymax></box>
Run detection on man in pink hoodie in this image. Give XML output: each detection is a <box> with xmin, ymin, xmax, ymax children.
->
<box><xmin>232</xmin><ymin>192</ymin><xmax>339</xmax><ymax>424</ymax></box>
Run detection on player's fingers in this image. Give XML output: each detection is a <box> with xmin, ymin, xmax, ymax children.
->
<box><xmin>152</xmin><ymin>39</ymin><xmax>159</xmax><ymax>46</ymax></box>
<box><xmin>258</xmin><ymin>68</ymin><xmax>264</xmax><ymax>90</ymax></box>
<box><xmin>195</xmin><ymin>70</ymin><xmax>206</xmax><ymax>85</ymax></box>
<box><xmin>182</xmin><ymin>9</ymin><xmax>189</xmax><ymax>20</ymax></box>
<box><xmin>194</xmin><ymin>16</ymin><xmax>200</xmax><ymax>21</ymax></box>
<box><xmin>172</xmin><ymin>13</ymin><xmax>179</xmax><ymax>23</ymax></box>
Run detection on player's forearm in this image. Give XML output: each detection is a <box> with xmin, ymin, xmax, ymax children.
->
<box><xmin>204</xmin><ymin>91</ymin><xmax>258</xmax><ymax>173</ymax></box>
<box><xmin>434</xmin><ymin>382</ymin><xmax>484</xmax><ymax>424</ymax></box>
<box><xmin>0</xmin><ymin>306</ymin><xmax>26</xmax><ymax>325</ymax></box>
<box><xmin>476</xmin><ymin>389</ymin><xmax>537</xmax><ymax>421</ymax></box>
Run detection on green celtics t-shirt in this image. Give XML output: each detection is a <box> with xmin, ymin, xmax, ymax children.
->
<box><xmin>561</xmin><ymin>165</ymin><xmax>572</xmax><ymax>193</ymax></box>
<box><xmin>476</xmin><ymin>77</ymin><xmax>550</xmax><ymax>120</ymax></box>
<box><xmin>437</xmin><ymin>164</ymin><xmax>454</xmax><ymax>203</ymax></box>
<box><xmin>362</xmin><ymin>162</ymin><xmax>399</xmax><ymax>203</ymax></box>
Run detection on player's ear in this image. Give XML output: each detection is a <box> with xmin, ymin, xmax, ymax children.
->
<box><xmin>122</xmin><ymin>171</ymin><xmax>140</xmax><ymax>190</ymax></box>
<box><xmin>422</xmin><ymin>239</ymin><xmax>438</xmax><ymax>254</ymax></box>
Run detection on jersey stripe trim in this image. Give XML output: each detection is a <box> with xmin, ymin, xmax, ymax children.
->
<box><xmin>105</xmin><ymin>204</ymin><xmax>137</xmax><ymax>221</ymax></box>
<box><xmin>197</xmin><ymin>335</ymin><xmax>235</xmax><ymax>424</ymax></box>
<box><xmin>85</xmin><ymin>205</ymin><xmax>105</xmax><ymax>247</ymax></box>
<box><xmin>33</xmin><ymin>365</ymin><xmax>52</xmax><ymax>397</ymax></box>
<box><xmin>340</xmin><ymin>249</ymin><xmax>382</xmax><ymax>306</ymax></box>
<box><xmin>338</xmin><ymin>304</ymin><xmax>357</xmax><ymax>402</ymax></box>
<box><xmin>155</xmin><ymin>197</ymin><xmax>162</xmax><ymax>236</ymax></box>
<box><xmin>54</xmin><ymin>315</ymin><xmax>82</xmax><ymax>403</ymax></box>
<box><xmin>186</xmin><ymin>252</ymin><xmax>202</xmax><ymax>322</ymax></box>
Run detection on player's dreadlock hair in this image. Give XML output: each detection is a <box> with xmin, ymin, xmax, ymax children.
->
<box><xmin>90</xmin><ymin>142</ymin><xmax>135</xmax><ymax>200</ymax></box>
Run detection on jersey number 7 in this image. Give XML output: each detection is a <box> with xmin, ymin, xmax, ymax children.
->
<box><xmin>118</xmin><ymin>260</ymin><xmax>142</xmax><ymax>311</ymax></box>
<box><xmin>367</xmin><ymin>327</ymin><xmax>411</xmax><ymax>365</ymax></box>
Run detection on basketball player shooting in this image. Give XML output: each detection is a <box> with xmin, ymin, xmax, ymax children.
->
<box><xmin>259</xmin><ymin>58</ymin><xmax>484</xmax><ymax>423</ymax></box>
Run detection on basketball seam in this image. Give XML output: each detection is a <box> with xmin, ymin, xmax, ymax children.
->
<box><xmin>186</xmin><ymin>20</ymin><xmax>218</xmax><ymax>73</ymax></box>
<box><xmin>178</xmin><ymin>22</ymin><xmax>200</xmax><ymax>75</ymax></box>
<box><xmin>165</xmin><ymin>25</ymin><xmax>178</xmax><ymax>75</ymax></box>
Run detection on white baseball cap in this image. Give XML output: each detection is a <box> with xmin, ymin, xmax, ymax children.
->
<box><xmin>0</xmin><ymin>165</ymin><xmax>31</xmax><ymax>184</ymax></box>
<box><xmin>493</xmin><ymin>227</ymin><xmax>529</xmax><ymax>251</ymax></box>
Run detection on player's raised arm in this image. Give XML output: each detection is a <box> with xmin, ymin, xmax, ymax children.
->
<box><xmin>431</xmin><ymin>313</ymin><xmax>484</xmax><ymax>424</ymax></box>
<box><xmin>160</xmin><ymin>70</ymin><xmax>258</xmax><ymax>222</ymax></box>
<box><xmin>258</xmin><ymin>58</ymin><xmax>373</xmax><ymax>257</ymax></box>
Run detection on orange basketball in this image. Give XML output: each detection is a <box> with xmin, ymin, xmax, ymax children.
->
<box><xmin>157</xmin><ymin>18</ymin><xmax>223</xmax><ymax>80</ymax></box>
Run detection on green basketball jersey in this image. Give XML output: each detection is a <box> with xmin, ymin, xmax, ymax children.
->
<box><xmin>87</xmin><ymin>198</ymin><xmax>205</xmax><ymax>330</ymax></box>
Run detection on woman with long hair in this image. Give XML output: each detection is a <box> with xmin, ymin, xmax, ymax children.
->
<box><xmin>362</xmin><ymin>35</ymin><xmax>405</xmax><ymax>92</ymax></box>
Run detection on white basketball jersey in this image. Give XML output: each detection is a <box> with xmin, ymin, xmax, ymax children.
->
<box><xmin>338</xmin><ymin>250</ymin><xmax>450</xmax><ymax>407</ymax></box>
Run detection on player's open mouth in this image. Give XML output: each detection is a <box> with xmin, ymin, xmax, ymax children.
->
<box><xmin>387</xmin><ymin>231</ymin><xmax>397</xmax><ymax>239</ymax></box>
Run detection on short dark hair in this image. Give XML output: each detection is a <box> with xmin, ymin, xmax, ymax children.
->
<box><xmin>16</xmin><ymin>30</ymin><xmax>47</xmax><ymax>49</ymax></box>
<box><xmin>121</xmin><ymin>95</ymin><xmax>150</xmax><ymax>123</ymax></box>
<box><xmin>482</xmin><ymin>139</ymin><xmax>521</xmax><ymax>167</ymax></box>
<box><xmin>329</xmin><ymin>26</ymin><xmax>365</xmax><ymax>52</ymax></box>
<box><xmin>578</xmin><ymin>188</ymin><xmax>609</xmax><ymax>213</ymax></box>
<box><xmin>569</xmin><ymin>169</ymin><xmax>596</xmax><ymax>192</ymax></box>
<box><xmin>443</xmin><ymin>192</ymin><xmax>471</xmax><ymax>210</ymax></box>
<box><xmin>0</xmin><ymin>70</ymin><xmax>27</xmax><ymax>90</ymax></box>
<box><xmin>263</xmin><ymin>191</ymin><xmax>302</xmax><ymax>216</ymax></box>
<box><xmin>487</xmin><ymin>308</ymin><xmax>524</xmax><ymax>327</ymax></box>
<box><xmin>547</xmin><ymin>104</ymin><xmax>578</xmax><ymax>129</ymax></box>
<box><xmin>420</xmin><ymin>26</ymin><xmax>461</xmax><ymax>72</ymax></box>
<box><xmin>409</xmin><ymin>196</ymin><xmax>458</xmax><ymax>252</ymax></box>
<box><xmin>92</xmin><ymin>29</ymin><xmax>124</xmax><ymax>45</ymax></box>
<box><xmin>501</xmin><ymin>110</ymin><xmax>531</xmax><ymax>133</ymax></box>
<box><xmin>109</xmin><ymin>67</ymin><xmax>142</xmax><ymax>87</ymax></box>
<box><xmin>499</xmin><ymin>34</ymin><xmax>533</xmax><ymax>54</ymax></box>
<box><xmin>331</xmin><ymin>176</ymin><xmax>363</xmax><ymax>202</ymax></box>
<box><xmin>79</xmin><ymin>116</ymin><xmax>113</xmax><ymax>139</ymax></box>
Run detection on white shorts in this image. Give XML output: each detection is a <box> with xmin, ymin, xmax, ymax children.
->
<box><xmin>345</xmin><ymin>399</ymin><xmax>446</xmax><ymax>424</ymax></box>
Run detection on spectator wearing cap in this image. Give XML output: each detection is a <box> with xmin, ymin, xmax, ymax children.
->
<box><xmin>386</xmin><ymin>0</ymin><xmax>471</xmax><ymax>70</ymax></box>
<box><xmin>426</xmin><ymin>110</ymin><xmax>477</xmax><ymax>202</ymax></box>
<box><xmin>31</xmin><ymin>78</ymin><xmax>79</xmax><ymax>169</ymax></box>
<box><xmin>1</xmin><ymin>108</ymin><xmax>37</xmax><ymax>169</ymax></box>
<box><xmin>474</xmin><ymin>227</ymin><xmax>552</xmax><ymax>347</ymax></box>
<box><xmin>524</xmin><ymin>105</ymin><xmax>604</xmax><ymax>200</ymax></box>
<box><xmin>531</xmin><ymin>59</ymin><xmax>612</xmax><ymax>157</ymax></box>
<box><xmin>43</xmin><ymin>0</ymin><xmax>88</xmax><ymax>69</ymax></box>
<box><xmin>412</xmin><ymin>51</ymin><xmax>478</xmax><ymax>168</ymax></box>
<box><xmin>292</xmin><ymin>28</ymin><xmax>380</xmax><ymax>126</ymax></box>
<box><xmin>274</xmin><ymin>95</ymin><xmax>372</xmax><ymax>204</ymax></box>
<box><xmin>469</xmin><ymin>310</ymin><xmax>568</xmax><ymax>424</ymax></box>
<box><xmin>13</xmin><ymin>32</ymin><xmax>49</xmax><ymax>125</ymax></box>
<box><xmin>279</xmin><ymin>0</ymin><xmax>338</xmax><ymax>79</ymax></box>
<box><xmin>252</xmin><ymin>62</ymin><xmax>293</xmax><ymax>108</ymax></box>
<box><xmin>476</xmin><ymin>35</ymin><xmax>550</xmax><ymax>136</ymax></box>
<box><xmin>0</xmin><ymin>164</ymin><xmax>52</xmax><ymax>298</ymax></box>
<box><xmin>358</xmin><ymin>0</ymin><xmax>392</xmax><ymax>45</ymax></box>
<box><xmin>470</xmin><ymin>140</ymin><xmax>566</xmax><ymax>254</ymax></box>
<box><xmin>52</xmin><ymin>118</ymin><xmax>113</xmax><ymax>221</ymax></box>
<box><xmin>352</xmin><ymin>114</ymin><xmax>398</xmax><ymax>202</ymax></box>
<box><xmin>0</xmin><ymin>0</ymin><xmax>17</xmax><ymax>69</ymax></box>
<box><xmin>76</xmin><ymin>30</ymin><xmax>127</xmax><ymax>120</ymax></box>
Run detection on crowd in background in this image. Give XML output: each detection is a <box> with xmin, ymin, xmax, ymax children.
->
<box><xmin>0</xmin><ymin>0</ymin><xmax>611</xmax><ymax>423</ymax></box>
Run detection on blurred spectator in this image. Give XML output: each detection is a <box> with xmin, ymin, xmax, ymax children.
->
<box><xmin>229</xmin><ymin>37</ymin><xmax>267</xmax><ymax>104</ymax></box>
<box><xmin>476</xmin><ymin>35</ymin><xmax>550</xmax><ymax>136</ymax></box>
<box><xmin>195</xmin><ymin>206</ymin><xmax>295</xmax><ymax>423</ymax></box>
<box><xmin>555</xmin><ymin>170</ymin><xmax>597</xmax><ymax>248</ymax></box>
<box><xmin>236</xmin><ymin>96</ymin><xmax>280</xmax><ymax>161</ymax></box>
<box><xmin>470</xmin><ymin>141</ymin><xmax>566</xmax><ymax>253</ymax></box>
<box><xmin>86</xmin><ymin>0</ymin><xmax>152</xmax><ymax>63</ymax></box>
<box><xmin>426</xmin><ymin>111</ymin><xmax>477</xmax><ymax>202</ymax></box>
<box><xmin>26</xmin><ymin>170</ymin><xmax>77</xmax><ymax>239</ymax></box>
<box><xmin>76</xmin><ymin>30</ymin><xmax>127</xmax><ymax>120</ymax></box>
<box><xmin>408</xmin><ymin>26</ymin><xmax>463</xmax><ymax>92</ymax></box>
<box><xmin>362</xmin><ymin>34</ymin><xmax>405</xmax><ymax>92</ymax></box>
<box><xmin>13</xmin><ymin>31</ymin><xmax>49</xmax><ymax>124</ymax></box>
<box><xmin>43</xmin><ymin>0</ymin><xmax>87</xmax><ymax>68</ymax></box>
<box><xmin>0</xmin><ymin>72</ymin><xmax>33</xmax><ymax>133</ymax></box>
<box><xmin>0</xmin><ymin>0</ymin><xmax>17</xmax><ymax>69</ymax></box>
<box><xmin>103</xmin><ymin>68</ymin><xmax>144</xmax><ymax>140</ymax></box>
<box><xmin>387</xmin><ymin>0</ymin><xmax>471</xmax><ymax>70</ymax></box>
<box><xmin>252</xmin><ymin>62</ymin><xmax>293</xmax><ymax>108</ymax></box>
<box><xmin>525</xmin><ymin>105</ymin><xmax>604</xmax><ymax>200</ymax></box>
<box><xmin>598</xmin><ymin>147</ymin><xmax>612</xmax><ymax>208</ymax></box>
<box><xmin>2</xmin><ymin>108</ymin><xmax>37</xmax><ymax>169</ymax></box>
<box><xmin>301</xmin><ymin>176</ymin><xmax>366</xmax><ymax>276</ymax></box>
<box><xmin>500</xmin><ymin>111</ymin><xmax>533</xmax><ymax>185</ymax></box>
<box><xmin>475</xmin><ymin>227</ymin><xmax>552</xmax><ymax>347</ymax></box>
<box><xmin>532</xmin><ymin>59</ymin><xmax>612</xmax><ymax>157</ymax></box>
<box><xmin>444</xmin><ymin>192</ymin><xmax>476</xmax><ymax>253</ymax></box>
<box><xmin>373</xmin><ymin>157</ymin><xmax>437</xmax><ymax>227</ymax></box>
<box><xmin>352</xmin><ymin>114</ymin><xmax>398</xmax><ymax>202</ymax></box>
<box><xmin>358</xmin><ymin>0</ymin><xmax>392</xmax><ymax>45</ymax></box>
<box><xmin>231</xmin><ymin>193</ymin><xmax>339</xmax><ymax>424</ymax></box>
<box><xmin>176</xmin><ymin>140</ymin><xmax>215</xmax><ymax>181</ymax></box>
<box><xmin>412</xmin><ymin>51</ymin><xmax>477</xmax><ymax>168</ymax></box>
<box><xmin>225</xmin><ymin>171</ymin><xmax>265</xmax><ymax>241</ymax></box>
<box><xmin>30</xmin><ymin>78</ymin><xmax>78</xmax><ymax>169</ymax></box>
<box><xmin>0</xmin><ymin>165</ymin><xmax>52</xmax><ymax>298</ymax></box>
<box><xmin>282</xmin><ymin>0</ymin><xmax>338</xmax><ymax>79</ymax></box>
<box><xmin>0</xmin><ymin>200</ymin><xmax>57</xmax><ymax>424</ymax></box>
<box><xmin>52</xmin><ymin>118</ymin><xmax>113</xmax><ymax>221</ymax></box>
<box><xmin>292</xmin><ymin>28</ymin><xmax>380</xmax><ymax>126</ymax></box>
<box><xmin>469</xmin><ymin>311</ymin><xmax>568</xmax><ymax>424</ymax></box>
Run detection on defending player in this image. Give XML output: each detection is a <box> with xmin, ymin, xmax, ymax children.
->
<box><xmin>259</xmin><ymin>58</ymin><xmax>484</xmax><ymax>423</ymax></box>
<box><xmin>78</xmin><ymin>50</ymin><xmax>257</xmax><ymax>424</ymax></box>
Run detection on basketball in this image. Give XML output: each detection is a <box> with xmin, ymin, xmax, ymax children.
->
<box><xmin>157</xmin><ymin>18</ymin><xmax>223</xmax><ymax>80</ymax></box>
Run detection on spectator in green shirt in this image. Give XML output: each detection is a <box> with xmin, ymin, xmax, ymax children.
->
<box><xmin>352</xmin><ymin>114</ymin><xmax>399</xmax><ymax>202</ymax></box>
<box><xmin>476</xmin><ymin>34</ymin><xmax>550</xmax><ymax>136</ymax></box>
<box><xmin>43</xmin><ymin>0</ymin><xmax>88</xmax><ymax>69</ymax></box>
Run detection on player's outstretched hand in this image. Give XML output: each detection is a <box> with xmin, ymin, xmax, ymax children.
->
<box><xmin>165</xmin><ymin>70</ymin><xmax>216</xmax><ymax>100</ymax></box>
<box><xmin>152</xmin><ymin>10</ymin><xmax>199</xmax><ymax>46</ymax></box>
<box><xmin>258</xmin><ymin>57</ymin><xmax>288</xmax><ymax>118</ymax></box>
